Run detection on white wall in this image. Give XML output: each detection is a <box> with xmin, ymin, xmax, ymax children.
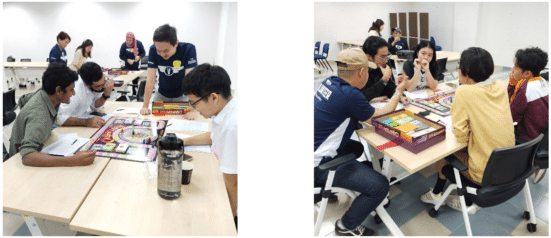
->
<box><xmin>3</xmin><ymin>2</ymin><xmax>238</xmax><ymax>87</ymax></box>
<box><xmin>315</xmin><ymin>2</ymin><xmax>549</xmax><ymax>68</ymax></box>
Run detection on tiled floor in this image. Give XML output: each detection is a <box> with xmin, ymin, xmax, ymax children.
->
<box><xmin>314</xmin><ymin>60</ymin><xmax>549</xmax><ymax>236</ymax></box>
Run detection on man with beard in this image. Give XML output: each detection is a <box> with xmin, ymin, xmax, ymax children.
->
<box><xmin>56</xmin><ymin>62</ymin><xmax>114</xmax><ymax>128</ymax></box>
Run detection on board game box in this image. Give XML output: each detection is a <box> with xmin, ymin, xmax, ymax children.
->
<box><xmin>152</xmin><ymin>101</ymin><xmax>191</xmax><ymax>117</ymax></box>
<box><xmin>372</xmin><ymin>109</ymin><xmax>446</xmax><ymax>154</ymax></box>
<box><xmin>78</xmin><ymin>116</ymin><xmax>167</xmax><ymax>162</ymax></box>
<box><xmin>410</xmin><ymin>91</ymin><xmax>455</xmax><ymax>117</ymax></box>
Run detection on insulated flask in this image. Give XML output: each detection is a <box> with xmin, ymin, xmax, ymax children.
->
<box><xmin>157</xmin><ymin>133</ymin><xmax>184</xmax><ymax>200</ymax></box>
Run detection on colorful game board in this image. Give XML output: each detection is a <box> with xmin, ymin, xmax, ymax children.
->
<box><xmin>78</xmin><ymin>117</ymin><xmax>167</xmax><ymax>162</ymax></box>
<box><xmin>152</xmin><ymin>101</ymin><xmax>191</xmax><ymax>117</ymax></box>
<box><xmin>411</xmin><ymin>91</ymin><xmax>455</xmax><ymax>116</ymax></box>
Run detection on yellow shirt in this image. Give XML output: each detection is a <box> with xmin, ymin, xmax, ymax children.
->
<box><xmin>451</xmin><ymin>80</ymin><xmax>515</xmax><ymax>183</ymax></box>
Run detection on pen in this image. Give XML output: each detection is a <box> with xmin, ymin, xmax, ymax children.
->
<box><xmin>71</xmin><ymin>139</ymin><xmax>77</xmax><ymax>145</ymax></box>
<box><xmin>116</xmin><ymin>109</ymin><xmax>124</xmax><ymax>111</ymax></box>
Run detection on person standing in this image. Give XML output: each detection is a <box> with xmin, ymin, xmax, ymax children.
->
<box><xmin>120</xmin><ymin>32</ymin><xmax>146</xmax><ymax>70</ymax></box>
<box><xmin>49</xmin><ymin>31</ymin><xmax>71</xmax><ymax>65</ymax></box>
<box><xmin>68</xmin><ymin>39</ymin><xmax>93</xmax><ymax>71</ymax></box>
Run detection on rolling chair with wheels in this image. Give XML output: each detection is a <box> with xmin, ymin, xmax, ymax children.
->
<box><xmin>314</xmin><ymin>153</ymin><xmax>403</xmax><ymax>236</ymax></box>
<box><xmin>140</xmin><ymin>55</ymin><xmax>148</xmax><ymax>70</ymax></box>
<box><xmin>126</xmin><ymin>80</ymin><xmax>147</xmax><ymax>102</ymax></box>
<box><xmin>428</xmin><ymin>134</ymin><xmax>544</xmax><ymax>236</ymax></box>
<box><xmin>435</xmin><ymin>57</ymin><xmax>448</xmax><ymax>81</ymax></box>
<box><xmin>533</xmin><ymin>129</ymin><xmax>548</xmax><ymax>183</ymax></box>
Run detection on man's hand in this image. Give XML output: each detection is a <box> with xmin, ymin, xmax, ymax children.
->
<box><xmin>140</xmin><ymin>107</ymin><xmax>151</xmax><ymax>115</ymax></box>
<box><xmin>127</xmin><ymin>59</ymin><xmax>135</xmax><ymax>65</ymax></box>
<box><xmin>394</xmin><ymin>36</ymin><xmax>400</xmax><ymax>43</ymax></box>
<box><xmin>103</xmin><ymin>79</ymin><xmax>114</xmax><ymax>95</ymax></box>
<box><xmin>396</xmin><ymin>74</ymin><xmax>409</xmax><ymax>85</ymax></box>
<box><xmin>379</xmin><ymin>64</ymin><xmax>392</xmax><ymax>82</ymax></box>
<box><xmin>401</xmin><ymin>96</ymin><xmax>411</xmax><ymax>106</ymax></box>
<box><xmin>86</xmin><ymin>116</ymin><xmax>106</xmax><ymax>128</ymax></box>
<box><xmin>69</xmin><ymin>151</ymin><xmax>96</xmax><ymax>166</ymax></box>
<box><xmin>396</xmin><ymin>76</ymin><xmax>408</xmax><ymax>94</ymax></box>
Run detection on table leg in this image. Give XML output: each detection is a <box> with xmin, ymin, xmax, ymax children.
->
<box><xmin>22</xmin><ymin>215</ymin><xmax>45</xmax><ymax>236</ymax></box>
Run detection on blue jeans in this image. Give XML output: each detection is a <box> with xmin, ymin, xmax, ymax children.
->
<box><xmin>314</xmin><ymin>159</ymin><xmax>389</xmax><ymax>230</ymax></box>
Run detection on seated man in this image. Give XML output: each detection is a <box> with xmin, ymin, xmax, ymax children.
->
<box><xmin>314</xmin><ymin>48</ymin><xmax>407</xmax><ymax>236</ymax></box>
<box><xmin>420</xmin><ymin>47</ymin><xmax>515</xmax><ymax>213</ymax></box>
<box><xmin>180</xmin><ymin>63</ymin><xmax>237</xmax><ymax>228</ymax></box>
<box><xmin>360</xmin><ymin>36</ymin><xmax>411</xmax><ymax>105</ymax></box>
<box><xmin>508</xmin><ymin>47</ymin><xmax>548</xmax><ymax>183</ymax></box>
<box><xmin>56</xmin><ymin>62</ymin><xmax>114</xmax><ymax>128</ymax></box>
<box><xmin>9</xmin><ymin>62</ymin><xmax>96</xmax><ymax>167</ymax></box>
<box><xmin>387</xmin><ymin>27</ymin><xmax>409</xmax><ymax>55</ymax></box>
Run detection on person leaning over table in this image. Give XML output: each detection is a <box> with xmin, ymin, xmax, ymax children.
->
<box><xmin>401</xmin><ymin>40</ymin><xmax>439</xmax><ymax>91</ymax></box>
<box><xmin>507</xmin><ymin>47</ymin><xmax>549</xmax><ymax>183</ymax></box>
<box><xmin>120</xmin><ymin>32</ymin><xmax>146</xmax><ymax>70</ymax></box>
<box><xmin>314</xmin><ymin>48</ymin><xmax>407</xmax><ymax>236</ymax></box>
<box><xmin>140</xmin><ymin>24</ymin><xmax>198</xmax><ymax>119</ymax></box>
<box><xmin>8</xmin><ymin>63</ymin><xmax>96</xmax><ymax>167</ymax></box>
<box><xmin>68</xmin><ymin>39</ymin><xmax>93</xmax><ymax>71</ymax></box>
<box><xmin>360</xmin><ymin>36</ymin><xmax>411</xmax><ymax>105</ymax></box>
<box><xmin>56</xmin><ymin>62</ymin><xmax>114</xmax><ymax>128</ymax></box>
<box><xmin>181</xmin><ymin>63</ymin><xmax>238</xmax><ymax>229</ymax></box>
<box><xmin>420</xmin><ymin>47</ymin><xmax>515</xmax><ymax>214</ymax></box>
<box><xmin>387</xmin><ymin>27</ymin><xmax>408</xmax><ymax>55</ymax></box>
<box><xmin>49</xmin><ymin>31</ymin><xmax>71</xmax><ymax>65</ymax></box>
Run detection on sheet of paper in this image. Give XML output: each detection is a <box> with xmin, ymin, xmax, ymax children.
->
<box><xmin>167</xmin><ymin>119</ymin><xmax>209</xmax><ymax>133</ymax></box>
<box><xmin>438</xmin><ymin>116</ymin><xmax>453</xmax><ymax>129</ymax></box>
<box><xmin>112</xmin><ymin>107</ymin><xmax>141</xmax><ymax>114</ymax></box>
<box><xmin>173</xmin><ymin>133</ymin><xmax>213</xmax><ymax>153</ymax></box>
<box><xmin>76</xmin><ymin>113</ymin><xmax>114</xmax><ymax>121</ymax></box>
<box><xmin>41</xmin><ymin>134</ymin><xmax>89</xmax><ymax>157</ymax></box>
<box><xmin>370</xmin><ymin>101</ymin><xmax>404</xmax><ymax>111</ymax></box>
<box><xmin>404</xmin><ymin>90</ymin><xmax>428</xmax><ymax>100</ymax></box>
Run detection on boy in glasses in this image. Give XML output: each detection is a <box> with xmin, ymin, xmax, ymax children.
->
<box><xmin>55</xmin><ymin>62</ymin><xmax>114</xmax><ymax>128</ymax></box>
<box><xmin>181</xmin><ymin>63</ymin><xmax>237</xmax><ymax>229</ymax></box>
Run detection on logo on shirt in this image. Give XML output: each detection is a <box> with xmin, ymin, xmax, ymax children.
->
<box><xmin>188</xmin><ymin>58</ymin><xmax>196</xmax><ymax>65</ymax></box>
<box><xmin>317</xmin><ymin>84</ymin><xmax>332</xmax><ymax>100</ymax></box>
<box><xmin>326</xmin><ymin>79</ymin><xmax>332</xmax><ymax>85</ymax></box>
<box><xmin>158</xmin><ymin>65</ymin><xmax>184</xmax><ymax>76</ymax></box>
<box><xmin>173</xmin><ymin>60</ymin><xmax>181</xmax><ymax>68</ymax></box>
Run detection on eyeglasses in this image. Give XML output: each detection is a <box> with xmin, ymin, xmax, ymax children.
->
<box><xmin>189</xmin><ymin>94</ymin><xmax>210</xmax><ymax>108</ymax></box>
<box><xmin>376</xmin><ymin>55</ymin><xmax>390</xmax><ymax>61</ymax></box>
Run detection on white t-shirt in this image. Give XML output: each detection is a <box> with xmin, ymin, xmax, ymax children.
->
<box><xmin>210</xmin><ymin>98</ymin><xmax>237</xmax><ymax>174</ymax></box>
<box><xmin>56</xmin><ymin>77</ymin><xmax>103</xmax><ymax>126</ymax></box>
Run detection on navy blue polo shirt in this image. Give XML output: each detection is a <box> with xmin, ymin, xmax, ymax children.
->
<box><xmin>314</xmin><ymin>76</ymin><xmax>375</xmax><ymax>167</ymax></box>
<box><xmin>120</xmin><ymin>40</ymin><xmax>146</xmax><ymax>70</ymax></box>
<box><xmin>148</xmin><ymin>42</ymin><xmax>198</xmax><ymax>98</ymax></box>
<box><xmin>49</xmin><ymin>44</ymin><xmax>67</xmax><ymax>65</ymax></box>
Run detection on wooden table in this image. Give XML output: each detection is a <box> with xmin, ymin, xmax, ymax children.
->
<box><xmin>4</xmin><ymin>62</ymin><xmax>49</xmax><ymax>89</ymax></box>
<box><xmin>337</xmin><ymin>40</ymin><xmax>364</xmax><ymax>49</ymax></box>
<box><xmin>111</xmin><ymin>70</ymin><xmax>146</xmax><ymax>88</ymax></box>
<box><xmin>4</xmin><ymin>101</ymin><xmax>234</xmax><ymax>235</ymax></box>
<box><xmin>356</xmin><ymin>83</ymin><xmax>467</xmax><ymax>183</ymax></box>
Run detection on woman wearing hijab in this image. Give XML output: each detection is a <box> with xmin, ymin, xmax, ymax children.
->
<box><xmin>119</xmin><ymin>32</ymin><xmax>146</xmax><ymax>70</ymax></box>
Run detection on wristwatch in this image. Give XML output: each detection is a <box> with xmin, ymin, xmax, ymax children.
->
<box><xmin>102</xmin><ymin>93</ymin><xmax>110</xmax><ymax>100</ymax></box>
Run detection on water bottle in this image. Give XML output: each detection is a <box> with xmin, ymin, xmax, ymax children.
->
<box><xmin>157</xmin><ymin>133</ymin><xmax>184</xmax><ymax>200</ymax></box>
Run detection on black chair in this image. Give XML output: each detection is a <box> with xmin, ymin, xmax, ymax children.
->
<box><xmin>428</xmin><ymin>134</ymin><xmax>544</xmax><ymax>236</ymax></box>
<box><xmin>140</xmin><ymin>55</ymin><xmax>148</xmax><ymax>70</ymax></box>
<box><xmin>127</xmin><ymin>80</ymin><xmax>147</xmax><ymax>102</ymax></box>
<box><xmin>3</xmin><ymin>144</ymin><xmax>9</xmax><ymax>162</ymax></box>
<box><xmin>314</xmin><ymin>153</ymin><xmax>403</xmax><ymax>236</ymax></box>
<box><xmin>3</xmin><ymin>89</ymin><xmax>18</xmax><ymax>126</ymax></box>
<box><xmin>534</xmin><ymin>129</ymin><xmax>548</xmax><ymax>183</ymax></box>
<box><xmin>435</xmin><ymin>57</ymin><xmax>448</xmax><ymax>81</ymax></box>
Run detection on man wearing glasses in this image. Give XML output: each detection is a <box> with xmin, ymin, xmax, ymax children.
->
<box><xmin>360</xmin><ymin>36</ymin><xmax>411</xmax><ymax>105</ymax></box>
<box><xmin>56</xmin><ymin>62</ymin><xmax>114</xmax><ymax>128</ymax></box>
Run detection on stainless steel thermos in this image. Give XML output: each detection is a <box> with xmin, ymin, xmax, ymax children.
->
<box><xmin>157</xmin><ymin>133</ymin><xmax>184</xmax><ymax>200</ymax></box>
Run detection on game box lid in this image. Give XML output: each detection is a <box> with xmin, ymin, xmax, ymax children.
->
<box><xmin>372</xmin><ymin>109</ymin><xmax>446</xmax><ymax>154</ymax></box>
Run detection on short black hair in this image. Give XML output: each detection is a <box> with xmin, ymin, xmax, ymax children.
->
<box><xmin>413</xmin><ymin>40</ymin><xmax>438</xmax><ymax>77</ymax></box>
<box><xmin>362</xmin><ymin>36</ymin><xmax>389</xmax><ymax>58</ymax></box>
<box><xmin>79</xmin><ymin>62</ymin><xmax>103</xmax><ymax>86</ymax></box>
<box><xmin>459</xmin><ymin>47</ymin><xmax>494</xmax><ymax>83</ymax></box>
<box><xmin>514</xmin><ymin>47</ymin><xmax>548</xmax><ymax>77</ymax></box>
<box><xmin>182</xmin><ymin>63</ymin><xmax>232</xmax><ymax>100</ymax></box>
<box><xmin>153</xmin><ymin>24</ymin><xmax>178</xmax><ymax>46</ymax></box>
<box><xmin>42</xmin><ymin>63</ymin><xmax>78</xmax><ymax>95</ymax></box>
<box><xmin>57</xmin><ymin>31</ymin><xmax>71</xmax><ymax>42</ymax></box>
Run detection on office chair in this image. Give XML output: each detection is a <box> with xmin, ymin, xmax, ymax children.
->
<box><xmin>125</xmin><ymin>80</ymin><xmax>147</xmax><ymax>102</ymax></box>
<box><xmin>430</xmin><ymin>37</ymin><xmax>442</xmax><ymax>51</ymax></box>
<box><xmin>3</xmin><ymin>89</ymin><xmax>18</xmax><ymax>151</ymax></box>
<box><xmin>435</xmin><ymin>57</ymin><xmax>448</xmax><ymax>81</ymax></box>
<box><xmin>314</xmin><ymin>153</ymin><xmax>403</xmax><ymax>236</ymax></box>
<box><xmin>428</xmin><ymin>134</ymin><xmax>544</xmax><ymax>236</ymax></box>
<box><xmin>140</xmin><ymin>55</ymin><xmax>148</xmax><ymax>70</ymax></box>
<box><xmin>533</xmin><ymin>129</ymin><xmax>548</xmax><ymax>184</ymax></box>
